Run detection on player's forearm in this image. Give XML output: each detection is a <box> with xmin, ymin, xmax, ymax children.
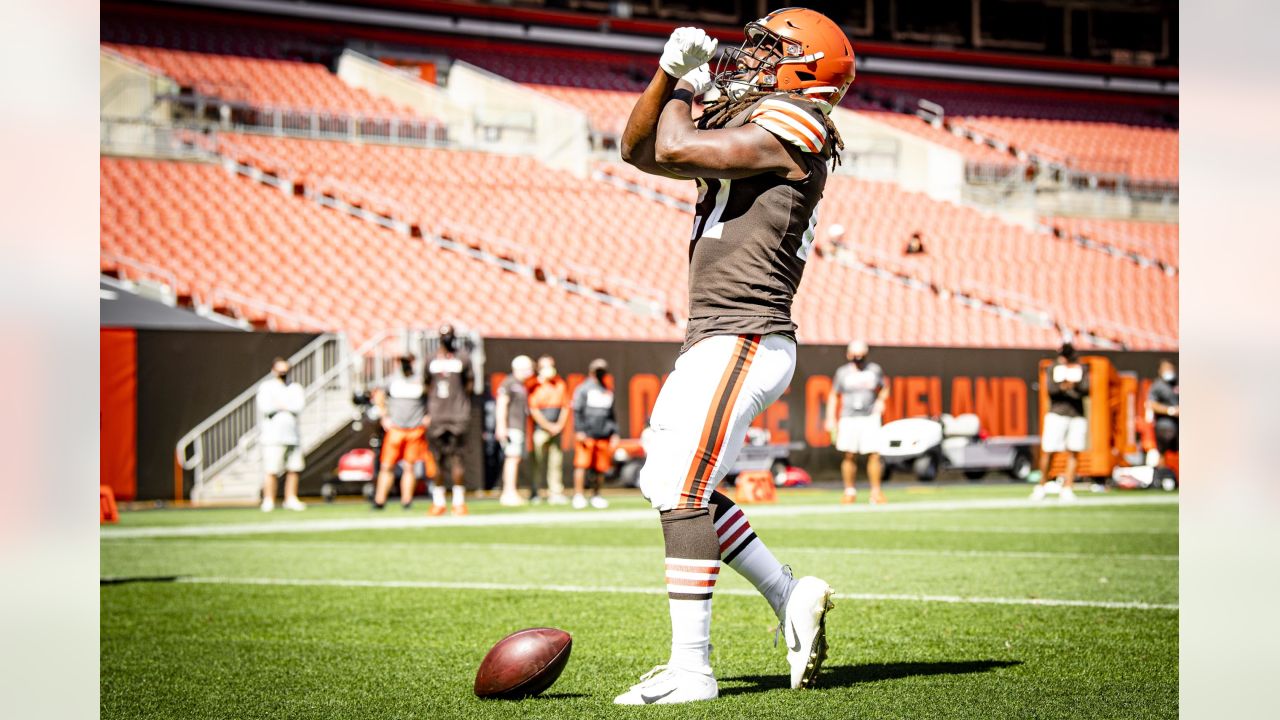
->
<box><xmin>621</xmin><ymin>69</ymin><xmax>678</xmax><ymax>167</ymax></box>
<box><xmin>653</xmin><ymin>85</ymin><xmax>699</xmax><ymax>165</ymax></box>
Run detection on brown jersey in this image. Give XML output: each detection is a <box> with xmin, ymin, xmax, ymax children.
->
<box><xmin>426</xmin><ymin>350</ymin><xmax>473</xmax><ymax>425</ymax></box>
<box><xmin>682</xmin><ymin>93</ymin><xmax>831</xmax><ymax>353</ymax></box>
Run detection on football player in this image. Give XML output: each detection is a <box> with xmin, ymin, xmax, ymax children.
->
<box><xmin>614</xmin><ymin>8</ymin><xmax>855</xmax><ymax>705</ymax></box>
<box><xmin>425</xmin><ymin>324</ymin><xmax>474</xmax><ymax>516</ymax></box>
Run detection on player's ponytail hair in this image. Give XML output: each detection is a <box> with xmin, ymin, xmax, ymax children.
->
<box><xmin>700</xmin><ymin>91</ymin><xmax>845</xmax><ymax>168</ymax></box>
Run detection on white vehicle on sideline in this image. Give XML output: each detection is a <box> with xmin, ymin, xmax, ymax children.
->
<box><xmin>877</xmin><ymin>414</ymin><xmax>1038</xmax><ymax>482</ymax></box>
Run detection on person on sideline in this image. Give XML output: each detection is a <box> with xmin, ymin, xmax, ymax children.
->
<box><xmin>495</xmin><ymin>355</ymin><xmax>534</xmax><ymax>506</ymax></box>
<box><xmin>372</xmin><ymin>355</ymin><xmax>432</xmax><ymax>510</ymax></box>
<box><xmin>826</xmin><ymin>340</ymin><xmax>889</xmax><ymax>504</ymax></box>
<box><xmin>426</xmin><ymin>324</ymin><xmax>474</xmax><ymax>516</ymax></box>
<box><xmin>1032</xmin><ymin>342</ymin><xmax>1090</xmax><ymax>502</ymax></box>
<box><xmin>257</xmin><ymin>356</ymin><xmax>306</xmax><ymax>512</ymax></box>
<box><xmin>572</xmin><ymin>358</ymin><xmax>620</xmax><ymax>509</ymax></box>
<box><xmin>528</xmin><ymin>355</ymin><xmax>570</xmax><ymax>505</ymax></box>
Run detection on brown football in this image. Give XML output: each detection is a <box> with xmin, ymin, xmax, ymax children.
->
<box><xmin>473</xmin><ymin>627</ymin><xmax>572</xmax><ymax>700</ymax></box>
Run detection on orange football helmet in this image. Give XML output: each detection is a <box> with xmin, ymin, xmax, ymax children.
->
<box><xmin>713</xmin><ymin>7</ymin><xmax>856</xmax><ymax>106</ymax></box>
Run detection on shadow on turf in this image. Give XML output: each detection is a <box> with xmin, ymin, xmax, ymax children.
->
<box><xmin>100</xmin><ymin>576</ymin><xmax>182</xmax><ymax>586</ymax></box>
<box><xmin>718</xmin><ymin>659</ymin><xmax>1022</xmax><ymax>696</ymax></box>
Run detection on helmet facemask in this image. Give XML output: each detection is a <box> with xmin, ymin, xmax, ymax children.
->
<box><xmin>712</xmin><ymin>22</ymin><xmax>826</xmax><ymax>102</ymax></box>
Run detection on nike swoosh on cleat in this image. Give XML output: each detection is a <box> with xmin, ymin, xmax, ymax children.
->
<box><xmin>788</xmin><ymin>621</ymin><xmax>802</xmax><ymax>653</ymax></box>
<box><xmin>641</xmin><ymin>687</ymin><xmax>677</xmax><ymax>704</ymax></box>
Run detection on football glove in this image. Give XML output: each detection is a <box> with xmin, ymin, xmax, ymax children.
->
<box><xmin>682</xmin><ymin>63</ymin><xmax>713</xmax><ymax>97</ymax></box>
<box><xmin>659</xmin><ymin>27</ymin><xmax>718</xmax><ymax>79</ymax></box>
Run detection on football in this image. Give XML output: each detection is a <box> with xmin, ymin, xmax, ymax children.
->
<box><xmin>473</xmin><ymin>627</ymin><xmax>573</xmax><ymax>700</ymax></box>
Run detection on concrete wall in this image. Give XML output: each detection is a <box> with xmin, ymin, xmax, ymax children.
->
<box><xmin>336</xmin><ymin>50</ymin><xmax>474</xmax><ymax>144</ymax></box>
<box><xmin>831</xmin><ymin>108</ymin><xmax>965</xmax><ymax>204</ymax></box>
<box><xmin>101</xmin><ymin>48</ymin><xmax>178</xmax><ymax>156</ymax></box>
<box><xmin>447</xmin><ymin>62</ymin><xmax>591</xmax><ymax>176</ymax></box>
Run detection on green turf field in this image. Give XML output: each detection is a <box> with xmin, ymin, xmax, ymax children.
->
<box><xmin>101</xmin><ymin>484</ymin><xmax>1178</xmax><ymax>719</ymax></box>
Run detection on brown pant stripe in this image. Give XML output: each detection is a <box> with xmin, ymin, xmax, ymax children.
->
<box><xmin>682</xmin><ymin>335</ymin><xmax>759</xmax><ymax>507</ymax></box>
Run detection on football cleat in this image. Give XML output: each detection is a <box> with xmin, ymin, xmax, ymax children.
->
<box><xmin>614</xmin><ymin>665</ymin><xmax>718</xmax><ymax>705</ymax></box>
<box><xmin>1029</xmin><ymin>484</ymin><xmax>1047</xmax><ymax>501</ymax></box>
<box><xmin>498</xmin><ymin>493</ymin><xmax>526</xmax><ymax>507</ymax></box>
<box><xmin>572</xmin><ymin>494</ymin><xmax>588</xmax><ymax>510</ymax></box>
<box><xmin>282</xmin><ymin>497</ymin><xmax>306</xmax><ymax>512</ymax></box>
<box><xmin>1059</xmin><ymin>487</ymin><xmax>1077</xmax><ymax>503</ymax></box>
<box><xmin>781</xmin><ymin>576</ymin><xmax>834</xmax><ymax>689</ymax></box>
<box><xmin>260</xmin><ymin>498</ymin><xmax>274</xmax><ymax>513</ymax></box>
<box><xmin>590</xmin><ymin>495</ymin><xmax>610</xmax><ymax>509</ymax></box>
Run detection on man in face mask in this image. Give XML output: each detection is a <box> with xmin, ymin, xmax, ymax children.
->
<box><xmin>1033</xmin><ymin>342</ymin><xmax>1090</xmax><ymax>502</ymax></box>
<box><xmin>495</xmin><ymin>355</ymin><xmax>534</xmax><ymax>506</ymax></box>
<box><xmin>425</xmin><ymin>324</ymin><xmax>474</xmax><ymax>516</ymax></box>
<box><xmin>825</xmin><ymin>340</ymin><xmax>889</xmax><ymax>504</ymax></box>
<box><xmin>572</xmin><ymin>359</ymin><xmax>620</xmax><ymax>510</ymax></box>
<box><xmin>372</xmin><ymin>355</ymin><xmax>433</xmax><ymax>510</ymax></box>
<box><xmin>528</xmin><ymin>355</ymin><xmax>571</xmax><ymax>504</ymax></box>
<box><xmin>1147</xmin><ymin>359</ymin><xmax>1179</xmax><ymax>472</ymax></box>
<box><xmin>256</xmin><ymin>357</ymin><xmax>307</xmax><ymax>512</ymax></box>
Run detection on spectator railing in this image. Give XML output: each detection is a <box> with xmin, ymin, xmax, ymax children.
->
<box><xmin>164</xmin><ymin>93</ymin><xmax>450</xmax><ymax>147</ymax></box>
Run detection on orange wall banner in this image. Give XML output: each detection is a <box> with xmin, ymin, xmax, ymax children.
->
<box><xmin>481</xmin><ymin>339</ymin><xmax>1171</xmax><ymax>480</ymax></box>
<box><xmin>101</xmin><ymin>329</ymin><xmax>138</xmax><ymax>501</ymax></box>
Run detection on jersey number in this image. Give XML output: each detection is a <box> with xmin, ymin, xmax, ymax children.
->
<box><xmin>691</xmin><ymin>178</ymin><xmax>732</xmax><ymax>241</ymax></box>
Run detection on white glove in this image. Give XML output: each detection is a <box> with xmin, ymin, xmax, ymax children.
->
<box><xmin>682</xmin><ymin>64</ymin><xmax>713</xmax><ymax>97</ymax></box>
<box><xmin>659</xmin><ymin>27</ymin><xmax>718</xmax><ymax>79</ymax></box>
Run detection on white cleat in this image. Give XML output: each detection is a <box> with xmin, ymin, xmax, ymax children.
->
<box><xmin>1029</xmin><ymin>484</ymin><xmax>1047</xmax><ymax>501</ymax></box>
<box><xmin>498</xmin><ymin>493</ymin><xmax>527</xmax><ymax>507</ymax></box>
<box><xmin>782</xmin><ymin>576</ymin><xmax>834</xmax><ymax>690</ymax></box>
<box><xmin>572</xmin><ymin>494</ymin><xmax>588</xmax><ymax>510</ymax></box>
<box><xmin>614</xmin><ymin>665</ymin><xmax>718</xmax><ymax>705</ymax></box>
<box><xmin>260</xmin><ymin>498</ymin><xmax>274</xmax><ymax>512</ymax></box>
<box><xmin>282</xmin><ymin>497</ymin><xmax>307</xmax><ymax>511</ymax></box>
<box><xmin>590</xmin><ymin>495</ymin><xmax>610</xmax><ymax>509</ymax></box>
<box><xmin>1059</xmin><ymin>487</ymin><xmax>1077</xmax><ymax>503</ymax></box>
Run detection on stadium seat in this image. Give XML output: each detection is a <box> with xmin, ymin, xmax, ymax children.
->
<box><xmin>99</xmin><ymin>157</ymin><xmax>682</xmax><ymax>344</ymax></box>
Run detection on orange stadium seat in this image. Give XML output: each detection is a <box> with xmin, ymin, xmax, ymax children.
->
<box><xmin>1044</xmin><ymin>216</ymin><xmax>1178</xmax><ymax>269</ymax></box>
<box><xmin>103</xmin><ymin>43</ymin><xmax>424</xmax><ymax>120</ymax></box>
<box><xmin>959</xmin><ymin>117</ymin><xmax>1178</xmax><ymax>184</ymax></box>
<box><xmin>182</xmin><ymin>136</ymin><xmax>1177</xmax><ymax>349</ymax></box>
<box><xmin>99</xmin><ymin>157</ymin><xmax>682</xmax><ymax>344</ymax></box>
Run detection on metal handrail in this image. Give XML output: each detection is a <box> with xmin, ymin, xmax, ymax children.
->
<box><xmin>206</xmin><ymin>288</ymin><xmax>332</xmax><ymax>332</ymax></box>
<box><xmin>175</xmin><ymin>334</ymin><xmax>344</xmax><ymax>500</ymax></box>
<box><xmin>164</xmin><ymin>93</ymin><xmax>450</xmax><ymax>147</ymax></box>
<box><xmin>101</xmin><ymin>251</ymin><xmax>179</xmax><ymax>293</ymax></box>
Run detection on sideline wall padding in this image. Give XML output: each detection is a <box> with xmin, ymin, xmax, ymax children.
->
<box><xmin>101</xmin><ymin>329</ymin><xmax>138</xmax><ymax>501</ymax></box>
<box><xmin>485</xmin><ymin>339</ymin><xmax>1176</xmax><ymax>482</ymax></box>
<box><xmin>135</xmin><ymin>331</ymin><xmax>317</xmax><ymax>500</ymax></box>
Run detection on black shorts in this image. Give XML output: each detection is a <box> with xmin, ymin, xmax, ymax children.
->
<box><xmin>429</xmin><ymin>422</ymin><xmax>468</xmax><ymax>462</ymax></box>
<box><xmin>1155</xmin><ymin>420</ymin><xmax>1178</xmax><ymax>453</ymax></box>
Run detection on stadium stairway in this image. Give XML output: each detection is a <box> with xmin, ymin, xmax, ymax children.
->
<box><xmin>179</xmin><ymin>334</ymin><xmax>360</xmax><ymax>505</ymax></box>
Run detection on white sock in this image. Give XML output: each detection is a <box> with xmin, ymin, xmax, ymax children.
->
<box><xmin>715</xmin><ymin>505</ymin><xmax>798</xmax><ymax>618</ymax></box>
<box><xmin>845</xmin><ymin>486</ymin><xmax>857</xmax><ymax>496</ymax></box>
<box><xmin>665</xmin><ymin>557</ymin><xmax>718</xmax><ymax>674</ymax></box>
<box><xmin>452</xmin><ymin>485</ymin><xmax>466</xmax><ymax>506</ymax></box>
<box><xmin>431</xmin><ymin>485</ymin><xmax>445</xmax><ymax>507</ymax></box>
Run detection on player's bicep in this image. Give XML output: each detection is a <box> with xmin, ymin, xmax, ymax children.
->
<box><xmin>656</xmin><ymin>123</ymin><xmax>800</xmax><ymax>180</ymax></box>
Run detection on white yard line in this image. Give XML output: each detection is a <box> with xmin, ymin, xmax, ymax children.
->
<box><xmin>102</xmin><ymin>537</ymin><xmax>1178</xmax><ymax>562</ymax></box>
<box><xmin>164</xmin><ymin>575</ymin><xmax>1179</xmax><ymax>611</ymax></box>
<box><xmin>101</xmin><ymin>495</ymin><xmax>1178</xmax><ymax>539</ymax></box>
